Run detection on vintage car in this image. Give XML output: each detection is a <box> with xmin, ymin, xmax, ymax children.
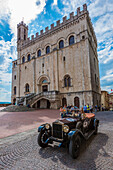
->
<box><xmin>37</xmin><ymin>112</ymin><xmax>99</xmax><ymax>159</ymax></box>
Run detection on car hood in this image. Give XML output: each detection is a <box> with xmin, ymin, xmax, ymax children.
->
<box><xmin>54</xmin><ymin>117</ymin><xmax>80</xmax><ymax>128</ymax></box>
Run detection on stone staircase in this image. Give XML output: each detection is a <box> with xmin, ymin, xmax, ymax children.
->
<box><xmin>27</xmin><ymin>91</ymin><xmax>60</xmax><ymax>107</ymax></box>
<box><xmin>17</xmin><ymin>93</ymin><xmax>35</xmax><ymax>105</ymax></box>
<box><xmin>17</xmin><ymin>91</ymin><xmax>60</xmax><ymax>108</ymax></box>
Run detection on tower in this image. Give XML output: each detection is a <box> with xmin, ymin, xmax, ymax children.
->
<box><xmin>17</xmin><ymin>21</ymin><xmax>28</xmax><ymax>49</ymax></box>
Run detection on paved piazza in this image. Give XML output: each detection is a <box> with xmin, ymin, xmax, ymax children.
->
<box><xmin>0</xmin><ymin>111</ymin><xmax>113</xmax><ymax>170</ymax></box>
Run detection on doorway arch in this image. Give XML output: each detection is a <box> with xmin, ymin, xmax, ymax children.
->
<box><xmin>47</xmin><ymin>100</ymin><xmax>50</xmax><ymax>108</ymax></box>
<box><xmin>37</xmin><ymin>75</ymin><xmax>50</xmax><ymax>93</ymax></box>
<box><xmin>74</xmin><ymin>97</ymin><xmax>79</xmax><ymax>108</ymax></box>
<box><xmin>62</xmin><ymin>97</ymin><xmax>67</xmax><ymax>106</ymax></box>
<box><xmin>13</xmin><ymin>98</ymin><xmax>16</xmax><ymax>105</ymax></box>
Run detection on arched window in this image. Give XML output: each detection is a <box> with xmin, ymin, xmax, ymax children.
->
<box><xmin>59</xmin><ymin>40</ymin><xmax>64</xmax><ymax>49</ymax></box>
<box><xmin>25</xmin><ymin>83</ymin><xmax>29</xmax><ymax>92</ymax></box>
<box><xmin>24</xmin><ymin>29</ymin><xmax>26</xmax><ymax>40</ymax></box>
<box><xmin>69</xmin><ymin>35</ymin><xmax>74</xmax><ymax>45</ymax></box>
<box><xmin>64</xmin><ymin>75</ymin><xmax>71</xmax><ymax>87</ymax></box>
<box><xmin>27</xmin><ymin>54</ymin><xmax>30</xmax><ymax>61</ymax></box>
<box><xmin>46</xmin><ymin>46</ymin><xmax>50</xmax><ymax>54</ymax></box>
<box><xmin>37</xmin><ymin>49</ymin><xmax>41</xmax><ymax>57</ymax></box>
<box><xmin>22</xmin><ymin>56</ymin><xmax>25</xmax><ymax>63</ymax></box>
<box><xmin>14</xmin><ymin>86</ymin><xmax>16</xmax><ymax>95</ymax></box>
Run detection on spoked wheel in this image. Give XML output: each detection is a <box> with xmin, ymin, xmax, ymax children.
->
<box><xmin>69</xmin><ymin>135</ymin><xmax>81</xmax><ymax>159</ymax></box>
<box><xmin>38</xmin><ymin>131</ymin><xmax>48</xmax><ymax>148</ymax></box>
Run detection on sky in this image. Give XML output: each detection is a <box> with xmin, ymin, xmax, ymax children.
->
<box><xmin>0</xmin><ymin>0</ymin><xmax>113</xmax><ymax>102</ymax></box>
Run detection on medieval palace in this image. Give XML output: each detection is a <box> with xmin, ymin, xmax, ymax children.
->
<box><xmin>11</xmin><ymin>4</ymin><xmax>101</xmax><ymax>109</ymax></box>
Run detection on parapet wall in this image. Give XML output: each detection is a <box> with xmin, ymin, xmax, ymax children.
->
<box><xmin>17</xmin><ymin>4</ymin><xmax>97</xmax><ymax>49</ymax></box>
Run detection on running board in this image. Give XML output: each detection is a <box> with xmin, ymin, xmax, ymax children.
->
<box><xmin>84</xmin><ymin>130</ymin><xmax>95</xmax><ymax>140</ymax></box>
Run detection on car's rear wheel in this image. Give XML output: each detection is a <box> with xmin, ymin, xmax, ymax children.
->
<box><xmin>69</xmin><ymin>135</ymin><xmax>81</xmax><ymax>159</ymax></box>
<box><xmin>38</xmin><ymin>131</ymin><xmax>48</xmax><ymax>148</ymax></box>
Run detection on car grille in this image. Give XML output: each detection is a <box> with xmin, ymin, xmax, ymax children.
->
<box><xmin>53</xmin><ymin>123</ymin><xmax>63</xmax><ymax>139</ymax></box>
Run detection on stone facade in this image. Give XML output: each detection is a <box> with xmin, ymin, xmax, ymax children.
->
<box><xmin>11</xmin><ymin>4</ymin><xmax>101</xmax><ymax>109</ymax></box>
<box><xmin>101</xmin><ymin>90</ymin><xmax>109</xmax><ymax>110</ymax></box>
<box><xmin>109</xmin><ymin>92</ymin><xmax>113</xmax><ymax>110</ymax></box>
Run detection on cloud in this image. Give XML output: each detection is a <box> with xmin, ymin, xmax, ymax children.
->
<box><xmin>0</xmin><ymin>37</ymin><xmax>17</xmax><ymax>72</ymax></box>
<box><xmin>101</xmin><ymin>69</ymin><xmax>113</xmax><ymax>82</ymax></box>
<box><xmin>52</xmin><ymin>0</ymin><xmax>57</xmax><ymax>6</ymax></box>
<box><xmin>89</xmin><ymin>0</ymin><xmax>113</xmax><ymax>18</ymax></box>
<box><xmin>62</xmin><ymin>0</ymin><xmax>87</xmax><ymax>16</ymax></box>
<box><xmin>101</xmin><ymin>85</ymin><xmax>112</xmax><ymax>93</ymax></box>
<box><xmin>0</xmin><ymin>0</ymin><xmax>46</xmax><ymax>35</ymax></box>
<box><xmin>98</xmin><ymin>38</ymin><xmax>113</xmax><ymax>64</ymax></box>
<box><xmin>0</xmin><ymin>88</ymin><xmax>11</xmax><ymax>102</ymax></box>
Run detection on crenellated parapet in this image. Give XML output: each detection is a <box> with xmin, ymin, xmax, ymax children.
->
<box><xmin>17</xmin><ymin>4</ymin><xmax>96</xmax><ymax>49</ymax></box>
<box><xmin>17</xmin><ymin>21</ymin><xmax>28</xmax><ymax>30</ymax></box>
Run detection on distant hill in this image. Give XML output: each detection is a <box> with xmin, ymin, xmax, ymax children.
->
<box><xmin>0</xmin><ymin>102</ymin><xmax>11</xmax><ymax>104</ymax></box>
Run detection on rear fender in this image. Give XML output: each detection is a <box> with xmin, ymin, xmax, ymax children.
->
<box><xmin>94</xmin><ymin>118</ymin><xmax>99</xmax><ymax>127</ymax></box>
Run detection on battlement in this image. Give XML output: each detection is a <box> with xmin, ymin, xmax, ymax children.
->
<box><xmin>17</xmin><ymin>4</ymin><xmax>96</xmax><ymax>48</ymax></box>
<box><xmin>17</xmin><ymin>21</ymin><xmax>28</xmax><ymax>29</ymax></box>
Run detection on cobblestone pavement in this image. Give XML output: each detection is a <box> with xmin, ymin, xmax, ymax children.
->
<box><xmin>0</xmin><ymin>111</ymin><xmax>113</xmax><ymax>170</ymax></box>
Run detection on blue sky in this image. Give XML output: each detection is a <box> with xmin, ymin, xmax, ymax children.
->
<box><xmin>0</xmin><ymin>0</ymin><xmax>113</xmax><ymax>102</ymax></box>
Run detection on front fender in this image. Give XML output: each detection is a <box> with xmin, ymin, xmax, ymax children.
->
<box><xmin>68</xmin><ymin>130</ymin><xmax>83</xmax><ymax>140</ymax></box>
<box><xmin>38</xmin><ymin>125</ymin><xmax>45</xmax><ymax>132</ymax></box>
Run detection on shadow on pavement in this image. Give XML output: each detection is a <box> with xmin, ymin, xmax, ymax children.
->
<box><xmin>39</xmin><ymin>132</ymin><xmax>109</xmax><ymax>169</ymax></box>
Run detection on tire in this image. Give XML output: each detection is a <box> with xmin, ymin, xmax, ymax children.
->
<box><xmin>94</xmin><ymin>125</ymin><xmax>98</xmax><ymax>135</ymax></box>
<box><xmin>69</xmin><ymin>135</ymin><xmax>81</xmax><ymax>159</ymax></box>
<box><xmin>38</xmin><ymin>131</ymin><xmax>48</xmax><ymax>148</ymax></box>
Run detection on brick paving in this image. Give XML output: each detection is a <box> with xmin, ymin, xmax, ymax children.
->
<box><xmin>0</xmin><ymin>111</ymin><xmax>113</xmax><ymax>169</ymax></box>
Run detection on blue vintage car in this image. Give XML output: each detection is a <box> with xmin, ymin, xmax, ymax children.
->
<box><xmin>37</xmin><ymin>113</ymin><xmax>99</xmax><ymax>159</ymax></box>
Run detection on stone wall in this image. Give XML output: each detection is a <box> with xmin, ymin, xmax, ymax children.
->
<box><xmin>11</xmin><ymin>4</ymin><xmax>101</xmax><ymax>109</ymax></box>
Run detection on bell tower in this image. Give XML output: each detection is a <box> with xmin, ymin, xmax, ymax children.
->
<box><xmin>17</xmin><ymin>21</ymin><xmax>28</xmax><ymax>48</ymax></box>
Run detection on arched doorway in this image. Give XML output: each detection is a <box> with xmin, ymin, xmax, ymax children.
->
<box><xmin>37</xmin><ymin>100</ymin><xmax>40</xmax><ymax>108</ymax></box>
<box><xmin>37</xmin><ymin>76</ymin><xmax>50</xmax><ymax>93</ymax></box>
<box><xmin>13</xmin><ymin>98</ymin><xmax>16</xmax><ymax>105</ymax></box>
<box><xmin>47</xmin><ymin>100</ymin><xmax>50</xmax><ymax>108</ymax></box>
<box><xmin>62</xmin><ymin>97</ymin><xmax>67</xmax><ymax>106</ymax></box>
<box><xmin>74</xmin><ymin>97</ymin><xmax>79</xmax><ymax>108</ymax></box>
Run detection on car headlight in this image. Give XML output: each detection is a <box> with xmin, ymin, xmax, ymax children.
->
<box><xmin>45</xmin><ymin>123</ymin><xmax>50</xmax><ymax>130</ymax></box>
<box><xmin>63</xmin><ymin>125</ymin><xmax>69</xmax><ymax>133</ymax></box>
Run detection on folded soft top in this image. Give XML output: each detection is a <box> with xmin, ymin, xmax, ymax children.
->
<box><xmin>85</xmin><ymin>113</ymin><xmax>95</xmax><ymax>118</ymax></box>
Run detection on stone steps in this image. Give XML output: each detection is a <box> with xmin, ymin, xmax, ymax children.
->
<box><xmin>0</xmin><ymin>105</ymin><xmax>35</xmax><ymax>112</ymax></box>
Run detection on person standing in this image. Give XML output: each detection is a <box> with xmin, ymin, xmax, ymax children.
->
<box><xmin>83</xmin><ymin>105</ymin><xmax>87</xmax><ymax>113</ymax></box>
<box><xmin>87</xmin><ymin>104</ymin><xmax>90</xmax><ymax>113</ymax></box>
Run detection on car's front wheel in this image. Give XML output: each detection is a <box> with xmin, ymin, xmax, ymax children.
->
<box><xmin>69</xmin><ymin>135</ymin><xmax>81</xmax><ymax>159</ymax></box>
<box><xmin>38</xmin><ymin>131</ymin><xmax>48</xmax><ymax>148</ymax></box>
